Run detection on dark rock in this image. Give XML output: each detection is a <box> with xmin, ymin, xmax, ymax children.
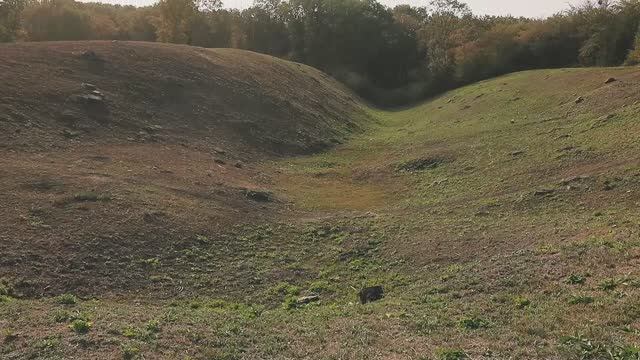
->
<box><xmin>242</xmin><ymin>189</ymin><xmax>273</xmax><ymax>202</ymax></box>
<box><xmin>82</xmin><ymin>83</ymin><xmax>97</xmax><ymax>91</ymax></box>
<box><xmin>214</xmin><ymin>159</ymin><xmax>226</xmax><ymax>165</ymax></box>
<box><xmin>234</xmin><ymin>161</ymin><xmax>243</xmax><ymax>169</ymax></box>
<box><xmin>359</xmin><ymin>286</ymin><xmax>384</xmax><ymax>304</ymax></box>
<box><xmin>574</xmin><ymin>96</ymin><xmax>584</xmax><ymax>104</ymax></box>
<box><xmin>605</xmin><ymin>77</ymin><xmax>617</xmax><ymax>84</ymax></box>
<box><xmin>510</xmin><ymin>150</ymin><xmax>525</xmax><ymax>156</ymax></box>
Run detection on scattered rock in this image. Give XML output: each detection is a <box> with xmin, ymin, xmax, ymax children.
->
<box><xmin>296</xmin><ymin>294</ymin><xmax>320</xmax><ymax>306</ymax></box>
<box><xmin>574</xmin><ymin>96</ymin><xmax>584</xmax><ymax>104</ymax></box>
<box><xmin>242</xmin><ymin>189</ymin><xmax>273</xmax><ymax>202</ymax></box>
<box><xmin>605</xmin><ymin>77</ymin><xmax>617</xmax><ymax>84</ymax></box>
<box><xmin>359</xmin><ymin>286</ymin><xmax>384</xmax><ymax>304</ymax></box>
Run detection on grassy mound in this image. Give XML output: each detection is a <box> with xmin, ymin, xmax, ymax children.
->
<box><xmin>0</xmin><ymin>41</ymin><xmax>367</xmax><ymax>155</ymax></box>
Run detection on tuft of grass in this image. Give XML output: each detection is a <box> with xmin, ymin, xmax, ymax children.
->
<box><xmin>121</xmin><ymin>326</ymin><xmax>138</xmax><ymax>338</ymax></box>
<box><xmin>55</xmin><ymin>294</ymin><xmax>78</xmax><ymax>305</ymax></box>
<box><xmin>514</xmin><ymin>296</ymin><xmax>531</xmax><ymax>309</ymax></box>
<box><xmin>69</xmin><ymin>319</ymin><xmax>92</xmax><ymax>334</ymax></box>
<box><xmin>436</xmin><ymin>348</ymin><xmax>469</xmax><ymax>360</ymax></box>
<box><xmin>569</xmin><ymin>295</ymin><xmax>594</xmax><ymax>305</ymax></box>
<box><xmin>459</xmin><ymin>316</ymin><xmax>489</xmax><ymax>330</ymax></box>
<box><xmin>146</xmin><ymin>320</ymin><xmax>161</xmax><ymax>333</ymax></box>
<box><xmin>566</xmin><ymin>274</ymin><xmax>587</xmax><ymax>285</ymax></box>
<box><xmin>599</xmin><ymin>278</ymin><xmax>620</xmax><ymax>291</ymax></box>
<box><xmin>122</xmin><ymin>344</ymin><xmax>141</xmax><ymax>360</ymax></box>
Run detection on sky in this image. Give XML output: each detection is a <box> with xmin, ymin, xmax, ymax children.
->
<box><xmin>98</xmin><ymin>0</ymin><xmax>581</xmax><ymax>18</ymax></box>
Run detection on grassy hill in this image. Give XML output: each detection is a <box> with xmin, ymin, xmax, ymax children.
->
<box><xmin>2</xmin><ymin>42</ymin><xmax>640</xmax><ymax>359</ymax></box>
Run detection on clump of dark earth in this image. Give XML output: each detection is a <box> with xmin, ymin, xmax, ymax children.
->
<box><xmin>359</xmin><ymin>286</ymin><xmax>384</xmax><ymax>304</ymax></box>
<box><xmin>398</xmin><ymin>157</ymin><xmax>448</xmax><ymax>172</ymax></box>
<box><xmin>605</xmin><ymin>77</ymin><xmax>617</xmax><ymax>84</ymax></box>
<box><xmin>242</xmin><ymin>189</ymin><xmax>273</xmax><ymax>202</ymax></box>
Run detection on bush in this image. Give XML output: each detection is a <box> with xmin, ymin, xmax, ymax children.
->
<box><xmin>69</xmin><ymin>319</ymin><xmax>92</xmax><ymax>334</ymax></box>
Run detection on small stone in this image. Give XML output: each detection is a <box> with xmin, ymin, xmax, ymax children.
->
<box><xmin>575</xmin><ymin>96</ymin><xmax>584</xmax><ymax>104</ymax></box>
<box><xmin>234</xmin><ymin>161</ymin><xmax>243</xmax><ymax>169</ymax></box>
<box><xmin>605</xmin><ymin>77</ymin><xmax>617</xmax><ymax>84</ymax></box>
<box><xmin>296</xmin><ymin>295</ymin><xmax>320</xmax><ymax>305</ymax></box>
<box><xmin>214</xmin><ymin>147</ymin><xmax>226</xmax><ymax>155</ymax></box>
<box><xmin>82</xmin><ymin>83</ymin><xmax>97</xmax><ymax>91</ymax></box>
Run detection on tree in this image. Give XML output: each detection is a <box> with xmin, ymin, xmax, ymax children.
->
<box><xmin>22</xmin><ymin>0</ymin><xmax>92</xmax><ymax>41</ymax></box>
<box><xmin>0</xmin><ymin>0</ymin><xmax>26</xmax><ymax>41</ymax></box>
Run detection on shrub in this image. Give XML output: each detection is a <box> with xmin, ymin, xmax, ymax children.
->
<box><xmin>69</xmin><ymin>319</ymin><xmax>92</xmax><ymax>334</ymax></box>
<box><xmin>55</xmin><ymin>294</ymin><xmax>78</xmax><ymax>305</ymax></box>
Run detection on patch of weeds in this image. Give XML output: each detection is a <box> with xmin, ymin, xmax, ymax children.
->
<box><xmin>599</xmin><ymin>278</ymin><xmax>620</xmax><ymax>291</ymax></box>
<box><xmin>55</xmin><ymin>293</ymin><xmax>78</xmax><ymax>305</ymax></box>
<box><xmin>4</xmin><ymin>329</ymin><xmax>17</xmax><ymax>342</ymax></box>
<box><xmin>308</xmin><ymin>280</ymin><xmax>335</xmax><ymax>294</ymax></box>
<box><xmin>514</xmin><ymin>296</ymin><xmax>531</xmax><ymax>309</ymax></box>
<box><xmin>195</xmin><ymin>234</ymin><xmax>210</xmax><ymax>244</ymax></box>
<box><xmin>459</xmin><ymin>316</ymin><xmax>489</xmax><ymax>330</ymax></box>
<box><xmin>52</xmin><ymin>310</ymin><xmax>71</xmax><ymax>323</ymax></box>
<box><xmin>413</xmin><ymin>316</ymin><xmax>442</xmax><ymax>334</ymax></box>
<box><xmin>436</xmin><ymin>348</ymin><xmax>469</xmax><ymax>360</ymax></box>
<box><xmin>122</xmin><ymin>344</ymin><xmax>141</xmax><ymax>360</ymax></box>
<box><xmin>0</xmin><ymin>282</ymin><xmax>11</xmax><ymax>296</ymax></box>
<box><xmin>121</xmin><ymin>326</ymin><xmax>139</xmax><ymax>339</ymax></box>
<box><xmin>561</xmin><ymin>334</ymin><xmax>640</xmax><ymax>359</ymax></box>
<box><xmin>143</xmin><ymin>257</ymin><xmax>161</xmax><ymax>266</ymax></box>
<box><xmin>282</xmin><ymin>295</ymin><xmax>299</xmax><ymax>310</ymax></box>
<box><xmin>69</xmin><ymin>319</ymin><xmax>92</xmax><ymax>334</ymax></box>
<box><xmin>569</xmin><ymin>295</ymin><xmax>594</xmax><ymax>305</ymax></box>
<box><xmin>272</xmin><ymin>282</ymin><xmax>301</xmax><ymax>297</ymax></box>
<box><xmin>35</xmin><ymin>336</ymin><xmax>61</xmax><ymax>350</ymax></box>
<box><xmin>0</xmin><ymin>295</ymin><xmax>13</xmax><ymax>303</ymax></box>
<box><xmin>146</xmin><ymin>320</ymin><xmax>161</xmax><ymax>333</ymax></box>
<box><xmin>54</xmin><ymin>192</ymin><xmax>112</xmax><ymax>206</ymax></box>
<box><xmin>566</xmin><ymin>274</ymin><xmax>587</xmax><ymax>285</ymax></box>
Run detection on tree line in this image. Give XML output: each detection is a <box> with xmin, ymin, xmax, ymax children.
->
<box><xmin>3</xmin><ymin>0</ymin><xmax>640</xmax><ymax>105</ymax></box>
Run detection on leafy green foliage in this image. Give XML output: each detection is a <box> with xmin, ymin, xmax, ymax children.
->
<box><xmin>69</xmin><ymin>319</ymin><xmax>92</xmax><ymax>334</ymax></box>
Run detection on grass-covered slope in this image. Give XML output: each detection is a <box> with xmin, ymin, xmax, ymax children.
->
<box><xmin>0</xmin><ymin>41</ymin><xmax>369</xmax><ymax>299</ymax></box>
<box><xmin>2</xmin><ymin>50</ymin><xmax>640</xmax><ymax>359</ymax></box>
<box><xmin>0</xmin><ymin>41</ymin><xmax>366</xmax><ymax>155</ymax></box>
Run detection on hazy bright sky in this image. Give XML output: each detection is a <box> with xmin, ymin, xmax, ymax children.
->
<box><xmin>99</xmin><ymin>0</ymin><xmax>581</xmax><ymax>18</ymax></box>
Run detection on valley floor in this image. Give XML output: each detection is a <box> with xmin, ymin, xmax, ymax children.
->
<box><xmin>3</xmin><ymin>66</ymin><xmax>640</xmax><ymax>359</ymax></box>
